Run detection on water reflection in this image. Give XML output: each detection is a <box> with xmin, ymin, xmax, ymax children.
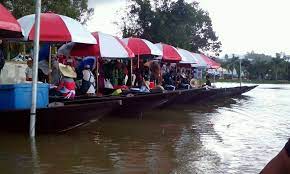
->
<box><xmin>0</xmin><ymin>84</ymin><xmax>289</xmax><ymax>174</ymax></box>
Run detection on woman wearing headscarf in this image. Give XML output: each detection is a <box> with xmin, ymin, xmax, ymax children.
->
<box><xmin>80</xmin><ymin>64</ymin><xmax>95</xmax><ymax>95</ymax></box>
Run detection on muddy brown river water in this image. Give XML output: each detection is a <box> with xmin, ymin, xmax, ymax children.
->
<box><xmin>0</xmin><ymin>83</ymin><xmax>289</xmax><ymax>174</ymax></box>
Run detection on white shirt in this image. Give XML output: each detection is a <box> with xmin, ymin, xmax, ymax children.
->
<box><xmin>25</xmin><ymin>67</ymin><xmax>33</xmax><ymax>79</ymax></box>
<box><xmin>82</xmin><ymin>69</ymin><xmax>96</xmax><ymax>94</ymax></box>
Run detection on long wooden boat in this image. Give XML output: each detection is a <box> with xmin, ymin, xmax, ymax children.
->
<box><xmin>206</xmin><ymin>85</ymin><xmax>258</xmax><ymax>100</ymax></box>
<box><xmin>0</xmin><ymin>85</ymin><xmax>256</xmax><ymax>133</ymax></box>
<box><xmin>52</xmin><ymin>91</ymin><xmax>180</xmax><ymax>116</ymax></box>
<box><xmin>163</xmin><ymin>85</ymin><xmax>258</xmax><ymax>106</ymax></box>
<box><xmin>51</xmin><ymin>85</ymin><xmax>257</xmax><ymax>115</ymax></box>
<box><xmin>0</xmin><ymin>100</ymin><xmax>121</xmax><ymax>133</ymax></box>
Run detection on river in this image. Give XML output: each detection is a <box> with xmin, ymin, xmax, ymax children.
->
<box><xmin>0</xmin><ymin>83</ymin><xmax>289</xmax><ymax>174</ymax></box>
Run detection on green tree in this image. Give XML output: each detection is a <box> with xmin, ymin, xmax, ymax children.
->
<box><xmin>0</xmin><ymin>0</ymin><xmax>93</xmax><ymax>24</ymax></box>
<box><xmin>120</xmin><ymin>0</ymin><xmax>222</xmax><ymax>56</ymax></box>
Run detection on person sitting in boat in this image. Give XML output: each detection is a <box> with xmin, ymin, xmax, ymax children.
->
<box><xmin>112</xmin><ymin>60</ymin><xmax>125</xmax><ymax>87</ymax></box>
<box><xmin>143</xmin><ymin>65</ymin><xmax>150</xmax><ymax>84</ymax></box>
<box><xmin>202</xmin><ymin>75</ymin><xmax>212</xmax><ymax>88</ymax></box>
<box><xmin>25</xmin><ymin>58</ymin><xmax>33</xmax><ymax>81</ymax></box>
<box><xmin>178</xmin><ymin>73</ymin><xmax>190</xmax><ymax>89</ymax></box>
<box><xmin>134</xmin><ymin>64</ymin><xmax>150</xmax><ymax>92</ymax></box>
<box><xmin>51</xmin><ymin>56</ymin><xmax>61</xmax><ymax>86</ymax></box>
<box><xmin>56</xmin><ymin>63</ymin><xmax>77</xmax><ymax>99</ymax></box>
<box><xmin>80</xmin><ymin>64</ymin><xmax>95</xmax><ymax>96</ymax></box>
<box><xmin>122</xmin><ymin>64</ymin><xmax>129</xmax><ymax>85</ymax></box>
<box><xmin>190</xmin><ymin>78</ymin><xmax>198</xmax><ymax>88</ymax></box>
<box><xmin>163</xmin><ymin>70</ymin><xmax>176</xmax><ymax>90</ymax></box>
<box><xmin>205</xmin><ymin>75</ymin><xmax>211</xmax><ymax>87</ymax></box>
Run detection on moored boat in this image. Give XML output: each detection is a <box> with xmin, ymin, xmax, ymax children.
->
<box><xmin>51</xmin><ymin>85</ymin><xmax>258</xmax><ymax>116</ymax></box>
<box><xmin>0</xmin><ymin>100</ymin><xmax>121</xmax><ymax>133</ymax></box>
<box><xmin>51</xmin><ymin>90</ymin><xmax>181</xmax><ymax>116</ymax></box>
<box><xmin>0</xmin><ymin>85</ymin><xmax>257</xmax><ymax>133</ymax></box>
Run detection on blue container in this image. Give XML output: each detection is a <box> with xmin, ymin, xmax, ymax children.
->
<box><xmin>0</xmin><ymin>83</ymin><xmax>49</xmax><ymax>110</ymax></box>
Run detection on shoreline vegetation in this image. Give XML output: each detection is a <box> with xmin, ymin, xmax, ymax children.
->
<box><xmin>216</xmin><ymin>79</ymin><xmax>290</xmax><ymax>84</ymax></box>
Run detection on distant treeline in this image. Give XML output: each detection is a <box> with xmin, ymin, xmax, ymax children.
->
<box><xmin>220</xmin><ymin>52</ymin><xmax>290</xmax><ymax>81</ymax></box>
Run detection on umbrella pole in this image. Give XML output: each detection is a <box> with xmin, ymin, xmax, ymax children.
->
<box><xmin>48</xmin><ymin>44</ymin><xmax>52</xmax><ymax>83</ymax></box>
<box><xmin>137</xmin><ymin>45</ymin><xmax>140</xmax><ymax>68</ymax></box>
<box><xmin>130</xmin><ymin>58</ymin><xmax>133</xmax><ymax>86</ymax></box>
<box><xmin>137</xmin><ymin>53</ymin><xmax>140</xmax><ymax>69</ymax></box>
<box><xmin>213</xmin><ymin>69</ymin><xmax>216</xmax><ymax>84</ymax></box>
<box><xmin>96</xmin><ymin>59</ymin><xmax>99</xmax><ymax>95</ymax></box>
<box><xmin>30</xmin><ymin>0</ymin><xmax>41</xmax><ymax>138</ymax></box>
<box><xmin>175</xmin><ymin>63</ymin><xmax>178</xmax><ymax>87</ymax></box>
<box><xmin>239</xmin><ymin>58</ymin><xmax>242</xmax><ymax>87</ymax></box>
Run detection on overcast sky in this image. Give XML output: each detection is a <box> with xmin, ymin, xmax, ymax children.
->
<box><xmin>87</xmin><ymin>0</ymin><xmax>290</xmax><ymax>56</ymax></box>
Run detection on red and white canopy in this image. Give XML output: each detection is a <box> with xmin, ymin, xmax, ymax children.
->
<box><xmin>191</xmin><ymin>53</ymin><xmax>208</xmax><ymax>68</ymax></box>
<box><xmin>200</xmin><ymin>54</ymin><xmax>221</xmax><ymax>69</ymax></box>
<box><xmin>0</xmin><ymin>3</ymin><xmax>22</xmax><ymax>38</ymax></box>
<box><xmin>122</xmin><ymin>37</ymin><xmax>162</xmax><ymax>56</ymax></box>
<box><xmin>58</xmin><ymin>32</ymin><xmax>135</xmax><ymax>58</ymax></box>
<box><xmin>18</xmin><ymin>13</ymin><xmax>96</xmax><ymax>44</ymax></box>
<box><xmin>177</xmin><ymin>48</ymin><xmax>199</xmax><ymax>64</ymax></box>
<box><xmin>155</xmin><ymin>43</ymin><xmax>183</xmax><ymax>62</ymax></box>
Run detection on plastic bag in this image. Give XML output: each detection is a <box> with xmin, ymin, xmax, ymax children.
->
<box><xmin>104</xmin><ymin>79</ymin><xmax>113</xmax><ymax>89</ymax></box>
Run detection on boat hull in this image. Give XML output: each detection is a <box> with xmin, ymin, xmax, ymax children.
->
<box><xmin>0</xmin><ymin>86</ymin><xmax>257</xmax><ymax>133</ymax></box>
<box><xmin>167</xmin><ymin>85</ymin><xmax>257</xmax><ymax>105</ymax></box>
<box><xmin>58</xmin><ymin>91</ymin><xmax>180</xmax><ymax>116</ymax></box>
<box><xmin>0</xmin><ymin>100</ymin><xmax>120</xmax><ymax>133</ymax></box>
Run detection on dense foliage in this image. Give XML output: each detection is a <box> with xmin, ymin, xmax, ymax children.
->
<box><xmin>0</xmin><ymin>0</ymin><xmax>93</xmax><ymax>24</ymax></box>
<box><xmin>221</xmin><ymin>52</ymin><xmax>290</xmax><ymax>81</ymax></box>
<box><xmin>119</xmin><ymin>0</ymin><xmax>222</xmax><ymax>56</ymax></box>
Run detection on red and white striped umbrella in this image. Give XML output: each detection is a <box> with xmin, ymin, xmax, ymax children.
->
<box><xmin>0</xmin><ymin>3</ymin><xmax>22</xmax><ymax>38</ymax></box>
<box><xmin>155</xmin><ymin>43</ymin><xmax>183</xmax><ymax>62</ymax></box>
<box><xmin>58</xmin><ymin>32</ymin><xmax>135</xmax><ymax>58</ymax></box>
<box><xmin>122</xmin><ymin>37</ymin><xmax>162</xmax><ymax>56</ymax></box>
<box><xmin>177</xmin><ymin>48</ymin><xmax>199</xmax><ymax>64</ymax></box>
<box><xmin>18</xmin><ymin>13</ymin><xmax>96</xmax><ymax>44</ymax></box>
<box><xmin>200</xmin><ymin>54</ymin><xmax>221</xmax><ymax>69</ymax></box>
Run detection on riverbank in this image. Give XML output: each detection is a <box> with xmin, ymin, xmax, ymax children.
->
<box><xmin>216</xmin><ymin>79</ymin><xmax>290</xmax><ymax>84</ymax></box>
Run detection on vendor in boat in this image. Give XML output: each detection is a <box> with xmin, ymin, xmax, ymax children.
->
<box><xmin>177</xmin><ymin>73</ymin><xmax>190</xmax><ymax>89</ymax></box>
<box><xmin>163</xmin><ymin>69</ymin><xmax>176</xmax><ymax>90</ymax></box>
<box><xmin>80</xmin><ymin>64</ymin><xmax>96</xmax><ymax>96</ymax></box>
<box><xmin>133</xmin><ymin>63</ymin><xmax>150</xmax><ymax>92</ymax></box>
<box><xmin>205</xmin><ymin>74</ymin><xmax>212</xmax><ymax>86</ymax></box>
<box><xmin>51</xmin><ymin>56</ymin><xmax>61</xmax><ymax>85</ymax></box>
<box><xmin>111</xmin><ymin>60</ymin><xmax>126</xmax><ymax>86</ymax></box>
<box><xmin>123</xmin><ymin>64</ymin><xmax>129</xmax><ymax>85</ymax></box>
<box><xmin>56</xmin><ymin>63</ymin><xmax>77</xmax><ymax>99</ymax></box>
<box><xmin>25</xmin><ymin>58</ymin><xmax>33</xmax><ymax>81</ymax></box>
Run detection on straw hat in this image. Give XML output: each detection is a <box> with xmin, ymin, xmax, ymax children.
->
<box><xmin>144</xmin><ymin>60</ymin><xmax>154</xmax><ymax>67</ymax></box>
<box><xmin>59</xmin><ymin>63</ymin><xmax>77</xmax><ymax>78</ymax></box>
<box><xmin>190</xmin><ymin>78</ymin><xmax>198</xmax><ymax>88</ymax></box>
